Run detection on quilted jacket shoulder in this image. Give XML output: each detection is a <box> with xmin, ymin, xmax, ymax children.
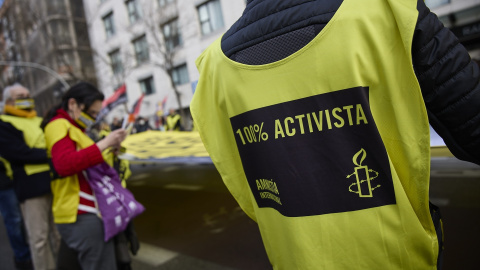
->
<box><xmin>221</xmin><ymin>0</ymin><xmax>343</xmax><ymax>58</ymax></box>
<box><xmin>413</xmin><ymin>0</ymin><xmax>480</xmax><ymax>165</ymax></box>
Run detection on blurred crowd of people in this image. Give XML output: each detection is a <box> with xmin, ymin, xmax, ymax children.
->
<box><xmin>89</xmin><ymin>108</ymin><xmax>188</xmax><ymax>143</ymax></box>
<box><xmin>0</xmin><ymin>82</ymin><xmax>142</xmax><ymax>270</ymax></box>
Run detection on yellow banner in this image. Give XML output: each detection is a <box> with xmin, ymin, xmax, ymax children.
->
<box><xmin>120</xmin><ymin>131</ymin><xmax>211</xmax><ymax>163</ymax></box>
<box><xmin>119</xmin><ymin>130</ymin><xmax>452</xmax><ymax>163</ymax></box>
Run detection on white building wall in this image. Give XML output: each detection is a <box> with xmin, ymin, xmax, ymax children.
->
<box><xmin>85</xmin><ymin>0</ymin><xmax>480</xmax><ymax>125</ymax></box>
<box><xmin>83</xmin><ymin>0</ymin><xmax>246</xmax><ymax>122</ymax></box>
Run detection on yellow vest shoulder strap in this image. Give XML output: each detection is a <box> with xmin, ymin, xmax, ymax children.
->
<box><xmin>44</xmin><ymin>118</ymin><xmax>95</xmax><ymax>153</ymax></box>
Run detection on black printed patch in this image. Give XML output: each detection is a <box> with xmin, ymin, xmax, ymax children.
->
<box><xmin>230</xmin><ymin>87</ymin><xmax>396</xmax><ymax>217</ymax></box>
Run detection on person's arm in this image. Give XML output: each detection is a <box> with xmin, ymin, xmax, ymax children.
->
<box><xmin>413</xmin><ymin>0</ymin><xmax>480</xmax><ymax>165</ymax></box>
<box><xmin>0</xmin><ymin>120</ymin><xmax>49</xmax><ymax>164</ymax></box>
<box><xmin>51</xmin><ymin>136</ymin><xmax>104</xmax><ymax>177</ymax></box>
<box><xmin>51</xmin><ymin>128</ymin><xmax>127</xmax><ymax>177</ymax></box>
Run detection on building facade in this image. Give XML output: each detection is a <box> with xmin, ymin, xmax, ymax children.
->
<box><xmin>0</xmin><ymin>0</ymin><xmax>97</xmax><ymax>115</ymax></box>
<box><xmin>83</xmin><ymin>0</ymin><xmax>246</xmax><ymax>128</ymax></box>
<box><xmin>86</xmin><ymin>0</ymin><xmax>479</xmax><ymax>127</ymax></box>
<box><xmin>427</xmin><ymin>0</ymin><xmax>480</xmax><ymax>60</ymax></box>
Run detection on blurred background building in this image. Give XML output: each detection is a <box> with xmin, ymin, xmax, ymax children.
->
<box><xmin>0</xmin><ymin>0</ymin><xmax>477</xmax><ymax>121</ymax></box>
<box><xmin>426</xmin><ymin>0</ymin><xmax>480</xmax><ymax>60</ymax></box>
<box><xmin>0</xmin><ymin>0</ymin><xmax>97</xmax><ymax>115</ymax></box>
<box><xmin>83</xmin><ymin>0</ymin><xmax>246</xmax><ymax>128</ymax></box>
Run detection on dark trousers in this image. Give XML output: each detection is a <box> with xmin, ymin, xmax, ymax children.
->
<box><xmin>56</xmin><ymin>214</ymin><xmax>116</xmax><ymax>270</ymax></box>
<box><xmin>0</xmin><ymin>187</ymin><xmax>31</xmax><ymax>262</ymax></box>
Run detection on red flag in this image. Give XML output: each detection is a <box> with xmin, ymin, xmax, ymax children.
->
<box><xmin>97</xmin><ymin>84</ymin><xmax>127</xmax><ymax>121</ymax></box>
<box><xmin>127</xmin><ymin>94</ymin><xmax>145</xmax><ymax>124</ymax></box>
<box><xmin>102</xmin><ymin>84</ymin><xmax>127</xmax><ymax>108</ymax></box>
<box><xmin>161</xmin><ymin>95</ymin><xmax>168</xmax><ymax>110</ymax></box>
<box><xmin>131</xmin><ymin>94</ymin><xmax>144</xmax><ymax>115</ymax></box>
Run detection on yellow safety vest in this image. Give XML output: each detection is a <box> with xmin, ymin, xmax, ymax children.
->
<box><xmin>166</xmin><ymin>114</ymin><xmax>181</xmax><ymax>131</ymax></box>
<box><xmin>102</xmin><ymin>150</ymin><xmax>131</xmax><ymax>186</ymax></box>
<box><xmin>191</xmin><ymin>0</ymin><xmax>437</xmax><ymax>269</ymax></box>
<box><xmin>99</xmin><ymin>129</ymin><xmax>110</xmax><ymax>139</ymax></box>
<box><xmin>0</xmin><ymin>115</ymin><xmax>50</xmax><ymax>175</ymax></box>
<box><xmin>44</xmin><ymin>118</ymin><xmax>97</xmax><ymax>223</ymax></box>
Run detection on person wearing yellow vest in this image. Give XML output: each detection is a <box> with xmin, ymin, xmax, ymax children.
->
<box><xmin>98</xmin><ymin>120</ymin><xmax>112</xmax><ymax>139</ymax></box>
<box><xmin>41</xmin><ymin>82</ymin><xmax>127</xmax><ymax>270</ymax></box>
<box><xmin>166</xmin><ymin>108</ymin><xmax>181</xmax><ymax>131</ymax></box>
<box><xmin>98</xmin><ymin>131</ymin><xmax>132</xmax><ymax>184</ymax></box>
<box><xmin>191</xmin><ymin>0</ymin><xmax>480</xmax><ymax>269</ymax></box>
<box><xmin>0</xmin><ymin>83</ymin><xmax>60</xmax><ymax>270</ymax></box>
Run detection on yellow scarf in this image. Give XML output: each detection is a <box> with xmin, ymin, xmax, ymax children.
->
<box><xmin>4</xmin><ymin>105</ymin><xmax>37</xmax><ymax>118</ymax></box>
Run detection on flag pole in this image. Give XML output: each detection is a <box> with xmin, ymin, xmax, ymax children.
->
<box><xmin>121</xmin><ymin>103</ymin><xmax>129</xmax><ymax>129</ymax></box>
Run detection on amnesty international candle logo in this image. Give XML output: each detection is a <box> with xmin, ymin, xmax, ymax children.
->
<box><xmin>230</xmin><ymin>87</ymin><xmax>396</xmax><ymax>217</ymax></box>
<box><xmin>346</xmin><ymin>148</ymin><xmax>381</xmax><ymax>197</ymax></box>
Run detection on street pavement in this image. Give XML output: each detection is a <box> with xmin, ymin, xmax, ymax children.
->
<box><xmin>0</xmin><ymin>163</ymin><xmax>269</xmax><ymax>270</ymax></box>
<box><xmin>1</xmin><ymin>157</ymin><xmax>479</xmax><ymax>270</ymax></box>
<box><xmin>0</xmin><ymin>214</ymin><xmax>16</xmax><ymax>270</ymax></box>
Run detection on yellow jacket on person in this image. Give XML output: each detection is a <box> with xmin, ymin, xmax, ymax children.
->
<box><xmin>98</xmin><ymin>129</ymin><xmax>131</xmax><ymax>184</ymax></box>
<box><xmin>0</xmin><ymin>115</ymin><xmax>50</xmax><ymax>175</ymax></box>
<box><xmin>99</xmin><ymin>129</ymin><xmax>111</xmax><ymax>139</ymax></box>
<box><xmin>166</xmin><ymin>114</ymin><xmax>181</xmax><ymax>131</ymax></box>
<box><xmin>45</xmin><ymin>118</ymin><xmax>130</xmax><ymax>223</ymax></box>
<box><xmin>191</xmin><ymin>0</ymin><xmax>438</xmax><ymax>269</ymax></box>
<box><xmin>0</xmin><ymin>114</ymin><xmax>53</xmax><ymax>201</ymax></box>
<box><xmin>44</xmin><ymin>118</ymin><xmax>98</xmax><ymax>224</ymax></box>
<box><xmin>102</xmin><ymin>149</ymin><xmax>131</xmax><ymax>187</ymax></box>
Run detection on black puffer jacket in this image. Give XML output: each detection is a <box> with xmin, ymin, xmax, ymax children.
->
<box><xmin>0</xmin><ymin>120</ymin><xmax>51</xmax><ymax>201</ymax></box>
<box><xmin>413</xmin><ymin>1</ymin><xmax>480</xmax><ymax>165</ymax></box>
<box><xmin>222</xmin><ymin>0</ymin><xmax>480</xmax><ymax>165</ymax></box>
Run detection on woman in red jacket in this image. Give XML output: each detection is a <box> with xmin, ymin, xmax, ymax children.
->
<box><xmin>41</xmin><ymin>82</ymin><xmax>126</xmax><ymax>270</ymax></box>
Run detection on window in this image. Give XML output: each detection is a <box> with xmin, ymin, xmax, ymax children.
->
<box><xmin>197</xmin><ymin>0</ymin><xmax>224</xmax><ymax>35</ymax></box>
<box><xmin>109</xmin><ymin>49</ymin><xmax>123</xmax><ymax>75</ymax></box>
<box><xmin>171</xmin><ymin>64</ymin><xmax>189</xmax><ymax>86</ymax></box>
<box><xmin>133</xmin><ymin>35</ymin><xmax>149</xmax><ymax>64</ymax></box>
<box><xmin>162</xmin><ymin>19</ymin><xmax>182</xmax><ymax>51</ymax></box>
<box><xmin>158</xmin><ymin>0</ymin><xmax>174</xmax><ymax>7</ymax></box>
<box><xmin>425</xmin><ymin>0</ymin><xmax>450</xmax><ymax>9</ymax></box>
<box><xmin>79</xmin><ymin>51</ymin><xmax>94</xmax><ymax>72</ymax></box>
<box><xmin>50</xmin><ymin>20</ymin><xmax>71</xmax><ymax>45</ymax></box>
<box><xmin>126</xmin><ymin>0</ymin><xmax>141</xmax><ymax>24</ymax></box>
<box><xmin>70</xmin><ymin>0</ymin><xmax>85</xmax><ymax>18</ymax></box>
<box><xmin>103</xmin><ymin>12</ymin><xmax>115</xmax><ymax>39</ymax></box>
<box><xmin>47</xmin><ymin>0</ymin><xmax>67</xmax><ymax>16</ymax></box>
<box><xmin>28</xmin><ymin>36</ymin><xmax>43</xmax><ymax>61</ymax></box>
<box><xmin>59</xmin><ymin>50</ymin><xmax>76</xmax><ymax>68</ymax></box>
<box><xmin>74</xmin><ymin>21</ymin><xmax>90</xmax><ymax>46</ymax></box>
<box><xmin>139</xmin><ymin>76</ymin><xmax>155</xmax><ymax>95</ymax></box>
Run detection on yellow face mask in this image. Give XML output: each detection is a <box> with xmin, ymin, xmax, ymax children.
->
<box><xmin>76</xmin><ymin>111</ymin><xmax>96</xmax><ymax>129</ymax></box>
<box><xmin>15</xmin><ymin>98</ymin><xmax>35</xmax><ymax>110</ymax></box>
